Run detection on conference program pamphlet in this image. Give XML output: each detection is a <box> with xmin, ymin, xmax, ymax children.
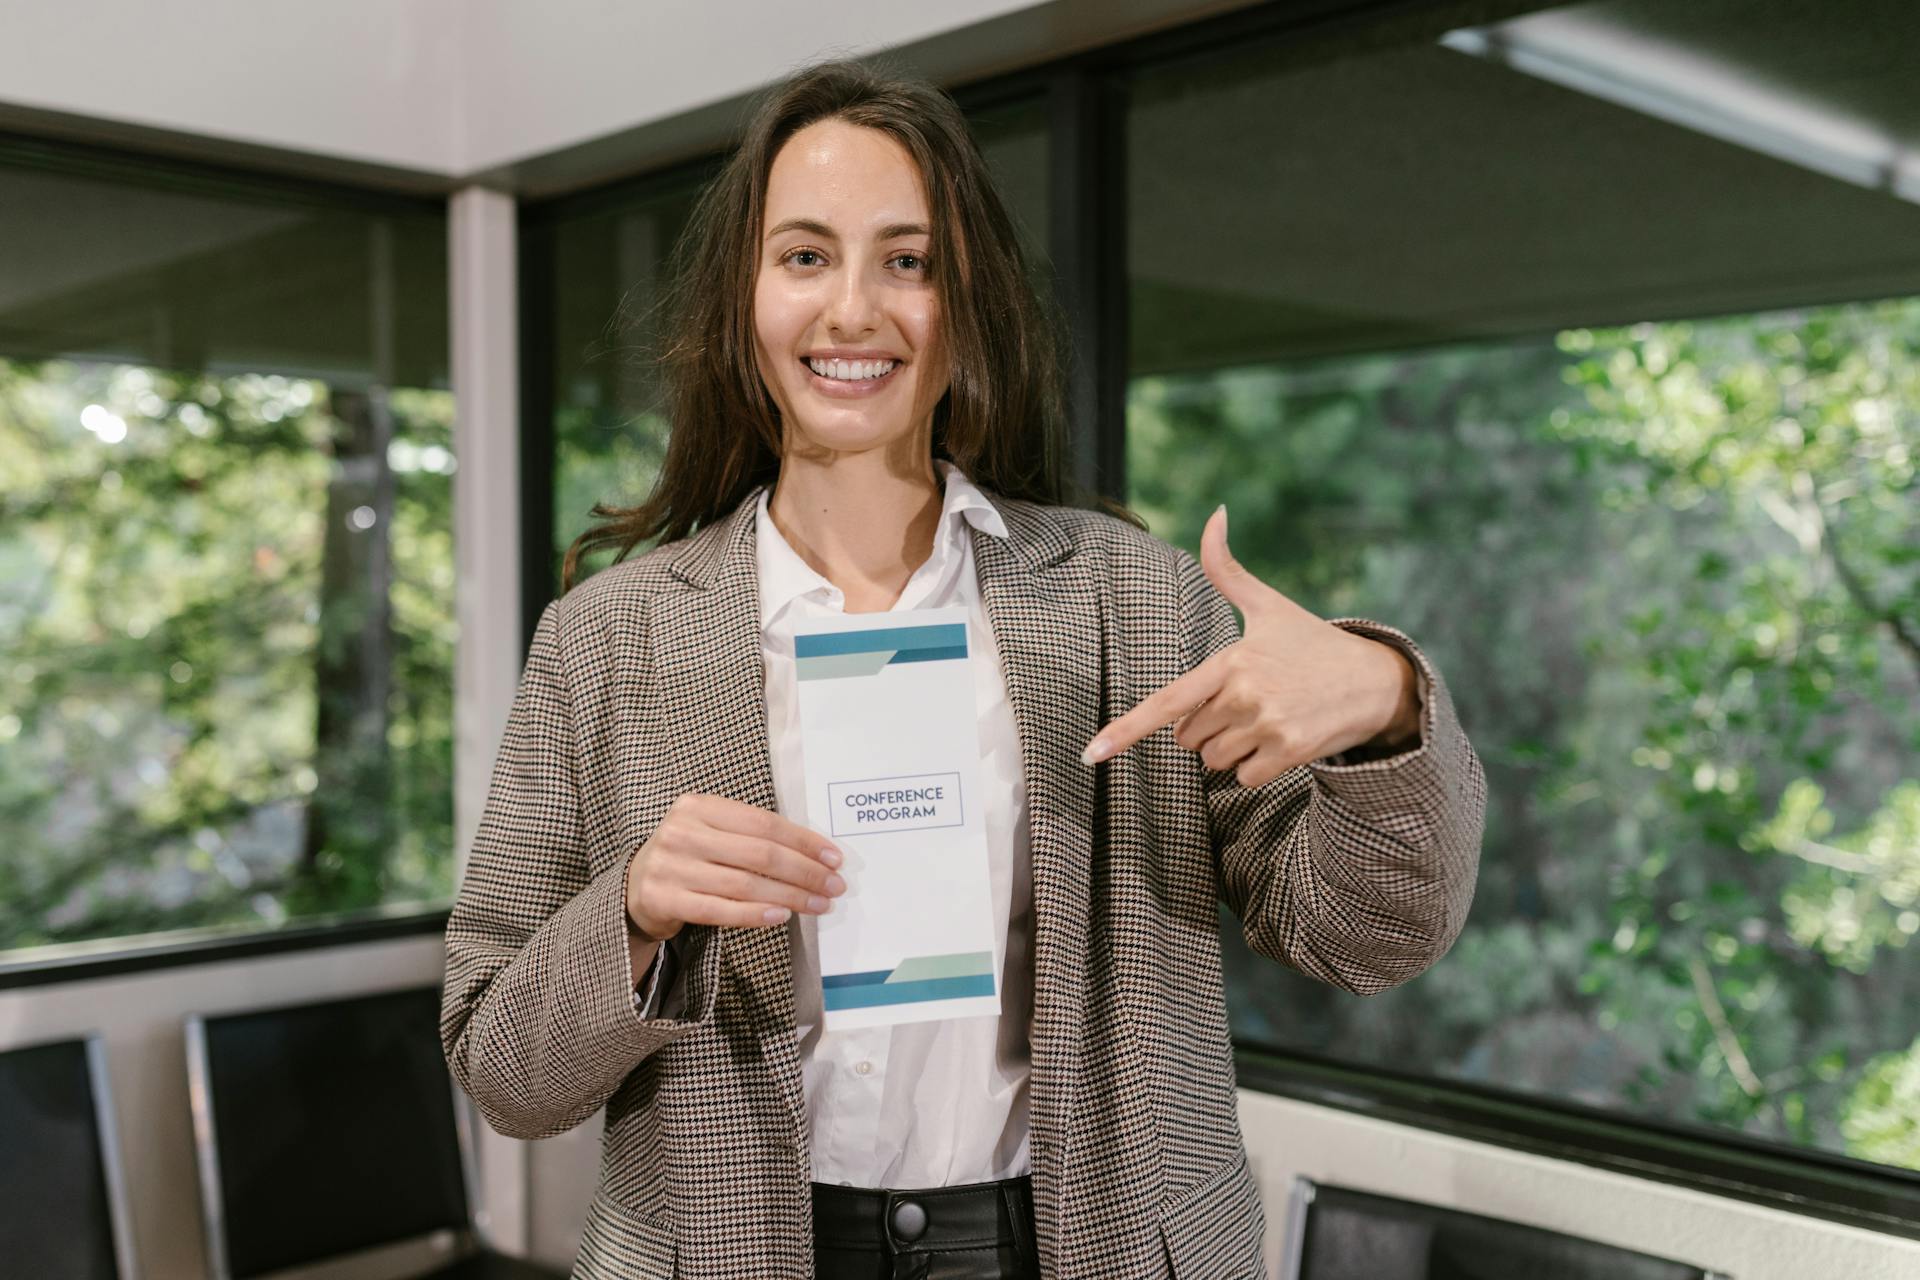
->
<box><xmin>791</xmin><ymin>604</ymin><xmax>1001</xmax><ymax>1031</ymax></box>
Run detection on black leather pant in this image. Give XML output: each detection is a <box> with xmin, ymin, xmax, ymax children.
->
<box><xmin>811</xmin><ymin>1175</ymin><xmax>1042</xmax><ymax>1280</ymax></box>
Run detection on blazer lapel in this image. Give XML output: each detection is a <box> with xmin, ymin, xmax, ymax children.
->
<box><xmin>971</xmin><ymin>491</ymin><xmax>1101</xmax><ymax>1237</ymax></box>
<box><xmin>654</xmin><ymin>486</ymin><xmax>811</xmax><ymax>1137</ymax></box>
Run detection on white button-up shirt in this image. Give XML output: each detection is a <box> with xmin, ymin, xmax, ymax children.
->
<box><xmin>636</xmin><ymin>459</ymin><xmax>1034</xmax><ymax>1190</ymax></box>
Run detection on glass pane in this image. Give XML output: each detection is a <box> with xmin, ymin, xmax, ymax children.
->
<box><xmin>1126</xmin><ymin>0</ymin><xmax>1920</xmax><ymax>1172</ymax></box>
<box><xmin>542</xmin><ymin>173</ymin><xmax>708</xmax><ymax>588</ymax></box>
<box><xmin>0</xmin><ymin>159</ymin><xmax>453</xmax><ymax>955</ymax></box>
<box><xmin>970</xmin><ymin>94</ymin><xmax>1053</xmax><ymax>280</ymax></box>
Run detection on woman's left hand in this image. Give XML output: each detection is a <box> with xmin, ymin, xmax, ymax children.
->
<box><xmin>1081</xmin><ymin>505</ymin><xmax>1422</xmax><ymax>788</ymax></box>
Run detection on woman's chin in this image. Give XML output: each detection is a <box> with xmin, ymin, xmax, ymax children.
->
<box><xmin>788</xmin><ymin>415</ymin><xmax>918</xmax><ymax>456</ymax></box>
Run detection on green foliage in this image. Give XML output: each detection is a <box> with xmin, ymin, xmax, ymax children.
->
<box><xmin>1844</xmin><ymin>1038</ymin><xmax>1920</xmax><ymax>1169</ymax></box>
<box><xmin>1132</xmin><ymin>298</ymin><xmax>1920</xmax><ymax>1171</ymax></box>
<box><xmin>1758</xmin><ymin>779</ymin><xmax>1920</xmax><ymax>972</ymax></box>
<box><xmin>0</xmin><ymin>360</ymin><xmax>456</xmax><ymax>951</ymax></box>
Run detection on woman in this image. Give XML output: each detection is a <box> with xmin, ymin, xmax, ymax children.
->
<box><xmin>440</xmin><ymin>56</ymin><xmax>1485</xmax><ymax>1280</ymax></box>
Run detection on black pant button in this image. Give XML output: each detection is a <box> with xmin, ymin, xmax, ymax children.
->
<box><xmin>890</xmin><ymin>1198</ymin><xmax>928</xmax><ymax>1241</ymax></box>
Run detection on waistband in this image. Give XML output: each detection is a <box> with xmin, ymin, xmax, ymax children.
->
<box><xmin>811</xmin><ymin>1174</ymin><xmax>1035</xmax><ymax>1256</ymax></box>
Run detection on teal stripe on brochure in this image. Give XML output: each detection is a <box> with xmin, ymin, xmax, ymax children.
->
<box><xmin>796</xmin><ymin>623</ymin><xmax>967</xmax><ymax>660</ymax></box>
<box><xmin>822</xmin><ymin>969</ymin><xmax>894</xmax><ymax>989</ymax></box>
<box><xmin>822</xmin><ymin>973</ymin><xmax>996</xmax><ymax>1010</ymax></box>
<box><xmin>885</xmin><ymin>644</ymin><xmax>968</xmax><ymax>665</ymax></box>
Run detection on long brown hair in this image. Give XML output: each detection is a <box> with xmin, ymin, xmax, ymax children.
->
<box><xmin>560</xmin><ymin>54</ymin><xmax>1142</xmax><ymax>593</ymax></box>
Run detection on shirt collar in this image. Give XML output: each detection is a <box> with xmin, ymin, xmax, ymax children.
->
<box><xmin>755</xmin><ymin>458</ymin><xmax>1008</xmax><ymax>628</ymax></box>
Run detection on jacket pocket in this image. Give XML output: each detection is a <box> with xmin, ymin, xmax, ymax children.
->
<box><xmin>1157</xmin><ymin>1149</ymin><xmax>1266</xmax><ymax>1279</ymax></box>
<box><xmin>573</xmin><ymin>1187</ymin><xmax>677</xmax><ymax>1280</ymax></box>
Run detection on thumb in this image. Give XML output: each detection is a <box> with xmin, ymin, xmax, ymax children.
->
<box><xmin>1199</xmin><ymin>504</ymin><xmax>1272</xmax><ymax>614</ymax></box>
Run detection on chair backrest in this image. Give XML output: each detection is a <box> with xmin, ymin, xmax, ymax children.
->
<box><xmin>0</xmin><ymin>1033</ymin><xmax>140</xmax><ymax>1280</ymax></box>
<box><xmin>1281</xmin><ymin>1177</ymin><xmax>1731</xmax><ymax>1280</ymax></box>
<box><xmin>185</xmin><ymin>985</ymin><xmax>475</xmax><ymax>1280</ymax></box>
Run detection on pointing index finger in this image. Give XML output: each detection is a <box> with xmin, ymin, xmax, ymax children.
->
<box><xmin>1082</xmin><ymin>654</ymin><xmax>1227</xmax><ymax>765</ymax></box>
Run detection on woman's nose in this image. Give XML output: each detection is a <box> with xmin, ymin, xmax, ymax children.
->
<box><xmin>824</xmin><ymin>264</ymin><xmax>881</xmax><ymax>334</ymax></box>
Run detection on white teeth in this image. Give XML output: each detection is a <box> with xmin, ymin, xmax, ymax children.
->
<box><xmin>808</xmin><ymin>356</ymin><xmax>897</xmax><ymax>381</ymax></box>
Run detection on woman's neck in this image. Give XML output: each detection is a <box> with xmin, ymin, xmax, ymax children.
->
<box><xmin>767</xmin><ymin>452</ymin><xmax>945</xmax><ymax>614</ymax></box>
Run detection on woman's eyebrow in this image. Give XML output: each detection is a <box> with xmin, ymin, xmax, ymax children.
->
<box><xmin>765</xmin><ymin>217</ymin><xmax>930</xmax><ymax>241</ymax></box>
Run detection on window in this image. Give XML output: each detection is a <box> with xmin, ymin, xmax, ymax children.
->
<box><xmin>967</xmin><ymin>93</ymin><xmax>1053</xmax><ymax>280</ymax></box>
<box><xmin>0</xmin><ymin>147</ymin><xmax>454</xmax><ymax>955</ymax></box>
<box><xmin>1124</xmin><ymin>0</ymin><xmax>1920</xmax><ymax>1173</ymax></box>
<box><xmin>533</xmin><ymin>166</ymin><xmax>712</xmax><ymax>592</ymax></box>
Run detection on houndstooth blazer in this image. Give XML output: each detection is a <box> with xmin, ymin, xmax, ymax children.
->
<box><xmin>440</xmin><ymin>479</ymin><xmax>1485</xmax><ymax>1280</ymax></box>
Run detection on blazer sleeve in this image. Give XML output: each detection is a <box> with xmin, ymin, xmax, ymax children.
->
<box><xmin>1175</xmin><ymin>548</ymin><xmax>1486</xmax><ymax>996</ymax></box>
<box><xmin>439</xmin><ymin>597</ymin><xmax>719</xmax><ymax>1140</ymax></box>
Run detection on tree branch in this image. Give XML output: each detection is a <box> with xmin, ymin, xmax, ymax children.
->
<box><xmin>1689</xmin><ymin>954</ymin><xmax>1776</xmax><ymax>1130</ymax></box>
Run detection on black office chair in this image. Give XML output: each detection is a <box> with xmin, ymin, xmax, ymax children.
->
<box><xmin>1281</xmin><ymin>1176</ymin><xmax>1731</xmax><ymax>1280</ymax></box>
<box><xmin>0</xmin><ymin>1033</ymin><xmax>141</xmax><ymax>1280</ymax></box>
<box><xmin>185</xmin><ymin>985</ymin><xmax>561</xmax><ymax>1280</ymax></box>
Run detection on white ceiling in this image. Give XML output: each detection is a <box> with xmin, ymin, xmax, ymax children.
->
<box><xmin>0</xmin><ymin>0</ymin><xmax>1264</xmax><ymax>194</ymax></box>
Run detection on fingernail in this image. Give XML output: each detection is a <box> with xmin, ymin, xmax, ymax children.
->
<box><xmin>764</xmin><ymin>906</ymin><xmax>791</xmax><ymax>925</ymax></box>
<box><xmin>826</xmin><ymin>873</ymin><xmax>847</xmax><ymax>895</ymax></box>
<box><xmin>1082</xmin><ymin>737</ymin><xmax>1111</xmax><ymax>765</ymax></box>
<box><xmin>820</xmin><ymin>845</ymin><xmax>843</xmax><ymax>868</ymax></box>
<box><xmin>806</xmin><ymin>895</ymin><xmax>829</xmax><ymax>914</ymax></box>
<box><xmin>1217</xmin><ymin>503</ymin><xmax>1228</xmax><ymax>536</ymax></box>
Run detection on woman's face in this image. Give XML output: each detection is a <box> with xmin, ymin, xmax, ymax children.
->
<box><xmin>753</xmin><ymin>118</ymin><xmax>950</xmax><ymax>464</ymax></box>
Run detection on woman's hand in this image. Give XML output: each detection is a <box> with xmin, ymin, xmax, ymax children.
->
<box><xmin>1081</xmin><ymin>505</ymin><xmax>1422</xmax><ymax>789</ymax></box>
<box><xmin>625</xmin><ymin>792</ymin><xmax>847</xmax><ymax>940</ymax></box>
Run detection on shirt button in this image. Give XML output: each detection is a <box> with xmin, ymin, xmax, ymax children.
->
<box><xmin>855</xmin><ymin>1060</ymin><xmax>873</xmax><ymax>1076</ymax></box>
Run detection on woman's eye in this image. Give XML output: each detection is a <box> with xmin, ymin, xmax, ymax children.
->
<box><xmin>786</xmin><ymin>248</ymin><xmax>824</xmax><ymax>267</ymax></box>
<box><xmin>892</xmin><ymin>253</ymin><xmax>928</xmax><ymax>273</ymax></box>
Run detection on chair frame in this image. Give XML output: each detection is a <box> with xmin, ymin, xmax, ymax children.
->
<box><xmin>1280</xmin><ymin>1174</ymin><xmax>1734</xmax><ymax>1280</ymax></box>
<box><xmin>184</xmin><ymin>990</ymin><xmax>485</xmax><ymax>1280</ymax></box>
<box><xmin>1</xmin><ymin>1031</ymin><xmax>141</xmax><ymax>1280</ymax></box>
<box><xmin>88</xmin><ymin>1035</ymin><xmax>144</xmax><ymax>1280</ymax></box>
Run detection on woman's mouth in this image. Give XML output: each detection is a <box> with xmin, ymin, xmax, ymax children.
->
<box><xmin>802</xmin><ymin>355</ymin><xmax>902</xmax><ymax>398</ymax></box>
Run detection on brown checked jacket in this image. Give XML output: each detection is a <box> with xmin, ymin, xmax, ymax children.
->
<box><xmin>439</xmin><ymin>480</ymin><xmax>1486</xmax><ymax>1279</ymax></box>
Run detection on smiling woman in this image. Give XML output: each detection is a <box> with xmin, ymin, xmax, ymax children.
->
<box><xmin>445</xmin><ymin>53</ymin><xmax>1484</xmax><ymax>1280</ymax></box>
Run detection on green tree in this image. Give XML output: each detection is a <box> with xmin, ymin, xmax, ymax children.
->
<box><xmin>0</xmin><ymin>359</ymin><xmax>457</xmax><ymax>950</ymax></box>
<box><xmin>1127</xmin><ymin>296</ymin><xmax>1920</xmax><ymax>1169</ymax></box>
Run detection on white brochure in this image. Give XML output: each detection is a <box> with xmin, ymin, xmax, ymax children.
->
<box><xmin>792</xmin><ymin>604</ymin><xmax>1001</xmax><ymax>1031</ymax></box>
